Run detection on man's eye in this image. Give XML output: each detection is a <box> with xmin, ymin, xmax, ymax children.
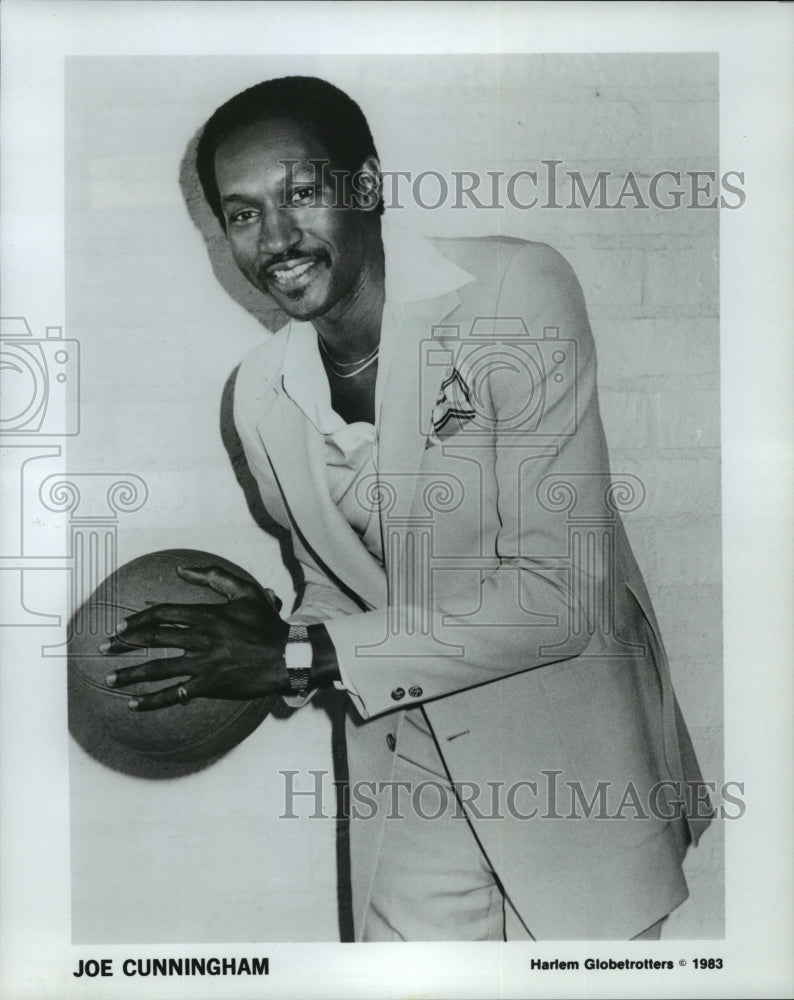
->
<box><xmin>228</xmin><ymin>209</ymin><xmax>257</xmax><ymax>224</ymax></box>
<box><xmin>289</xmin><ymin>186</ymin><xmax>317</xmax><ymax>207</ymax></box>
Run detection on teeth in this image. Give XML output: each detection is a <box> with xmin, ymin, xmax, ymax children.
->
<box><xmin>270</xmin><ymin>260</ymin><xmax>315</xmax><ymax>285</ymax></box>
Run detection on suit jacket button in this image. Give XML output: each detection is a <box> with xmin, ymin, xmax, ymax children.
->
<box><xmin>386</xmin><ymin>734</ymin><xmax>396</xmax><ymax>751</ymax></box>
<box><xmin>408</xmin><ymin>685</ymin><xmax>423</xmax><ymax>698</ymax></box>
<box><xmin>391</xmin><ymin>687</ymin><xmax>405</xmax><ymax>701</ymax></box>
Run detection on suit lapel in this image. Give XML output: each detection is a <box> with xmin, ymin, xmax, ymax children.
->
<box><xmin>251</xmin><ymin>270</ymin><xmax>465</xmax><ymax>607</ymax></box>
<box><xmin>376</xmin><ymin>289</ymin><xmax>462</xmax><ymax>481</ymax></box>
<box><xmin>256</xmin><ymin>388</ymin><xmax>387</xmax><ymax>609</ymax></box>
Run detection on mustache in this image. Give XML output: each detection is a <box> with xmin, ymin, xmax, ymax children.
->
<box><xmin>258</xmin><ymin>247</ymin><xmax>331</xmax><ymax>276</ymax></box>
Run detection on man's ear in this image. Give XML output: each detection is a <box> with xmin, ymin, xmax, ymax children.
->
<box><xmin>352</xmin><ymin>155</ymin><xmax>382</xmax><ymax>211</ymax></box>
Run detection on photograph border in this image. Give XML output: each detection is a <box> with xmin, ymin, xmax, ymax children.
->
<box><xmin>1</xmin><ymin>3</ymin><xmax>792</xmax><ymax>998</ymax></box>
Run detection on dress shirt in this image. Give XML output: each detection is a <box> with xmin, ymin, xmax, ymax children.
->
<box><xmin>279</xmin><ymin>217</ymin><xmax>473</xmax><ymax>762</ymax></box>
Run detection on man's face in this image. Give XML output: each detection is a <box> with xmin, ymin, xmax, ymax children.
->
<box><xmin>213</xmin><ymin>117</ymin><xmax>377</xmax><ymax>322</ymax></box>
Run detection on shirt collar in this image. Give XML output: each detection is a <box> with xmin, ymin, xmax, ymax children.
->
<box><xmin>381</xmin><ymin>214</ymin><xmax>474</xmax><ymax>304</ymax></box>
<box><xmin>281</xmin><ymin>321</ymin><xmax>345</xmax><ymax>434</ymax></box>
<box><xmin>280</xmin><ymin>217</ymin><xmax>474</xmax><ymax>433</ymax></box>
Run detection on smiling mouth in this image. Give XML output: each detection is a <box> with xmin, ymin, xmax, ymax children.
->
<box><xmin>265</xmin><ymin>257</ymin><xmax>322</xmax><ymax>290</ymax></box>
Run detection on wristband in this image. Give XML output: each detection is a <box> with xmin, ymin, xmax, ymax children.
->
<box><xmin>285</xmin><ymin>624</ymin><xmax>312</xmax><ymax>696</ymax></box>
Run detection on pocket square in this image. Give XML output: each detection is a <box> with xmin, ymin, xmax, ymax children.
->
<box><xmin>426</xmin><ymin>367</ymin><xmax>477</xmax><ymax>448</ymax></box>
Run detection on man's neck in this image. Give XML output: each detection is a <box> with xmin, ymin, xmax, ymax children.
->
<box><xmin>312</xmin><ymin>225</ymin><xmax>385</xmax><ymax>362</ymax></box>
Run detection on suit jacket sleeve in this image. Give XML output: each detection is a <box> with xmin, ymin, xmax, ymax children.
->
<box><xmin>326</xmin><ymin>242</ymin><xmax>617</xmax><ymax>720</ymax></box>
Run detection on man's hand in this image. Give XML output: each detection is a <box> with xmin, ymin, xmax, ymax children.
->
<box><xmin>101</xmin><ymin>565</ymin><xmax>290</xmax><ymax>711</ymax></box>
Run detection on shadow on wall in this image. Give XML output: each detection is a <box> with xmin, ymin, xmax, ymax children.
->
<box><xmin>221</xmin><ymin>366</ymin><xmax>357</xmax><ymax>941</ymax></box>
<box><xmin>180</xmin><ymin>130</ymin><xmax>288</xmax><ymax>335</ymax></box>
<box><xmin>179</xmin><ymin>125</ymin><xmax>305</xmax><ymax>604</ymax></box>
<box><xmin>219</xmin><ymin>365</ymin><xmax>356</xmax><ymax>942</ymax></box>
<box><xmin>218</xmin><ymin>365</ymin><xmax>309</xmax><ymax>608</ymax></box>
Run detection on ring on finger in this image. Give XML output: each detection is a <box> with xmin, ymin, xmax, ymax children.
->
<box><xmin>177</xmin><ymin>685</ymin><xmax>190</xmax><ymax>706</ymax></box>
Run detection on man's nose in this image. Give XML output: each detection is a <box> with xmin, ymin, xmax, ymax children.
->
<box><xmin>257</xmin><ymin>208</ymin><xmax>300</xmax><ymax>255</ymax></box>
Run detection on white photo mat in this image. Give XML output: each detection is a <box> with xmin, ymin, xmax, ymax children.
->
<box><xmin>1</xmin><ymin>2</ymin><xmax>792</xmax><ymax>998</ymax></box>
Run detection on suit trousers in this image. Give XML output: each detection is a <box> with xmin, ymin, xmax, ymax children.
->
<box><xmin>361</xmin><ymin>754</ymin><xmax>667</xmax><ymax>942</ymax></box>
<box><xmin>361</xmin><ymin>752</ymin><xmax>505</xmax><ymax>941</ymax></box>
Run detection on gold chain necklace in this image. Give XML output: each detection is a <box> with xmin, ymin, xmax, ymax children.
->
<box><xmin>318</xmin><ymin>335</ymin><xmax>379</xmax><ymax>379</ymax></box>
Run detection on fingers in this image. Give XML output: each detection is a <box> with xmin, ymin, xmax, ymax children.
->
<box><xmin>100</xmin><ymin>623</ymin><xmax>204</xmax><ymax>655</ymax></box>
<box><xmin>176</xmin><ymin>564</ymin><xmax>260</xmax><ymax>602</ymax></box>
<box><xmin>124</xmin><ymin>678</ymin><xmax>205</xmax><ymax>713</ymax></box>
<box><xmin>130</xmin><ymin>602</ymin><xmax>209</xmax><ymax>627</ymax></box>
<box><xmin>105</xmin><ymin>655</ymin><xmax>190</xmax><ymax>690</ymax></box>
<box><xmin>98</xmin><ymin>602</ymin><xmax>217</xmax><ymax>654</ymax></box>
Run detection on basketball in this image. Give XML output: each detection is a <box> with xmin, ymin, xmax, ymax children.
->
<box><xmin>68</xmin><ymin>549</ymin><xmax>278</xmax><ymax>779</ymax></box>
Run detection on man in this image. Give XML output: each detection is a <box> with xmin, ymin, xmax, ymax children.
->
<box><xmin>102</xmin><ymin>76</ymin><xmax>711</xmax><ymax>940</ymax></box>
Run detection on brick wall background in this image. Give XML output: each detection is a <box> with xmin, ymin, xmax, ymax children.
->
<box><xmin>66</xmin><ymin>53</ymin><xmax>723</xmax><ymax>942</ymax></box>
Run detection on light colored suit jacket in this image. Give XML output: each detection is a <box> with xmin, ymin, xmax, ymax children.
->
<box><xmin>233</xmin><ymin>227</ymin><xmax>711</xmax><ymax>939</ymax></box>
